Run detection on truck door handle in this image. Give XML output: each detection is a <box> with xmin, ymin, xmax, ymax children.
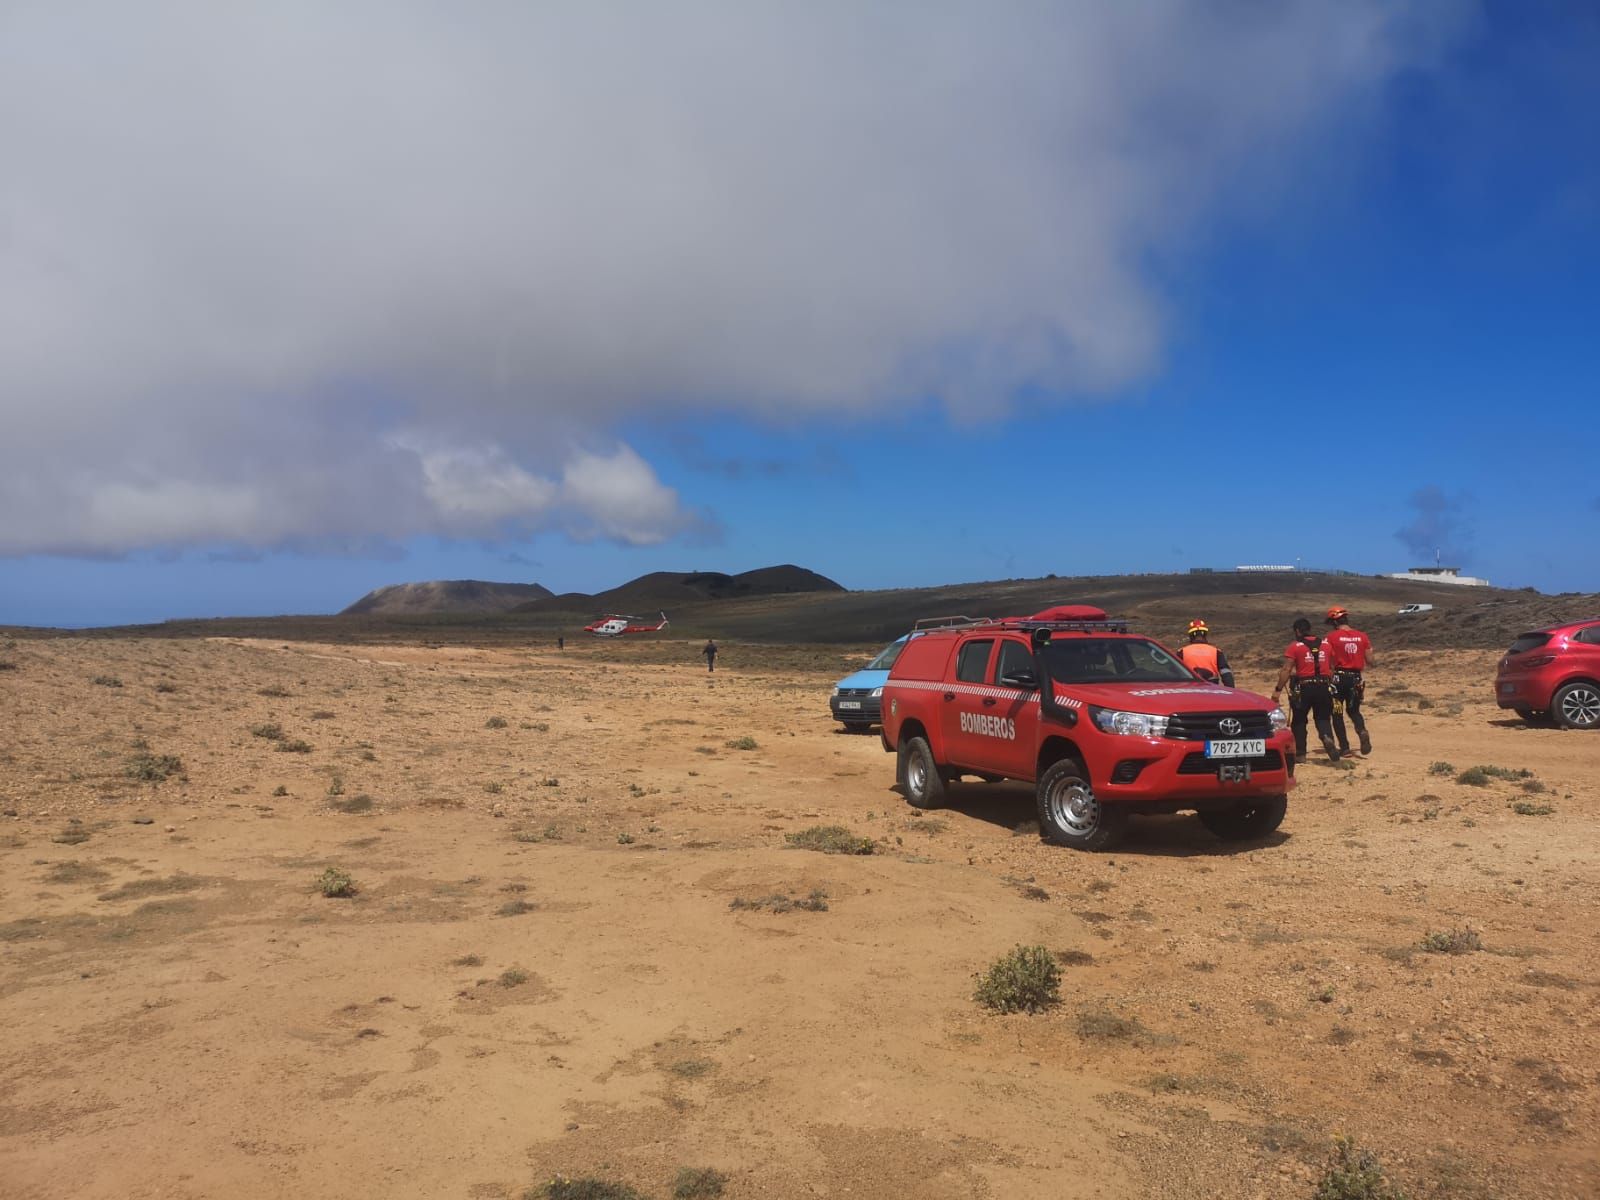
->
<box><xmin>982</xmin><ymin>697</ymin><xmax>997</xmax><ymax>707</ymax></box>
<box><xmin>943</xmin><ymin>691</ymin><xmax>955</xmax><ymax>701</ymax></box>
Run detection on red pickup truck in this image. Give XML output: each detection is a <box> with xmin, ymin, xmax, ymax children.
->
<box><xmin>880</xmin><ymin>606</ymin><xmax>1296</xmax><ymax>850</ymax></box>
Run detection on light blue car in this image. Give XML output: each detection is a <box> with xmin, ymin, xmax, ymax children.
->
<box><xmin>829</xmin><ymin>635</ymin><xmax>909</xmax><ymax>730</ymax></box>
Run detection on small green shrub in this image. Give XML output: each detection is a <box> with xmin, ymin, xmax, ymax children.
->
<box><xmin>316</xmin><ymin>867</ymin><xmax>357</xmax><ymax>898</ymax></box>
<box><xmin>673</xmin><ymin>1167</ymin><xmax>728</xmax><ymax>1199</ymax></box>
<box><xmin>729</xmin><ymin>889</ymin><xmax>828</xmax><ymax>913</ymax></box>
<box><xmin>276</xmin><ymin>738</ymin><xmax>313</xmax><ymax>754</ymax></box>
<box><xmin>1426</xmin><ymin>761</ymin><xmax>1454</xmax><ymax>776</ymax></box>
<box><xmin>726</xmin><ymin>735</ymin><xmax>759</xmax><ymax>751</ymax></box>
<box><xmin>616</xmin><ymin>832</ymin><xmax>635</xmax><ymax>844</ymax></box>
<box><xmin>271</xmin><ymin>784</ymin><xmax>288</xmax><ymax>797</ymax></box>
<box><xmin>484</xmin><ymin>781</ymin><xmax>504</xmax><ymax>794</ymax></box>
<box><xmin>974</xmin><ymin>944</ymin><xmax>1061</xmax><ymax>1014</ymax></box>
<box><xmin>1511</xmin><ymin>801</ymin><xmax>1554</xmax><ymax>816</ymax></box>
<box><xmin>498</xmin><ymin>967</ymin><xmax>530</xmax><ymax>987</ymax></box>
<box><xmin>91</xmin><ymin>674</ymin><xmax>123</xmax><ymax>687</ymax></box>
<box><xmin>1075</xmin><ymin>1008</ymin><xmax>1149</xmax><ymax>1040</ymax></box>
<box><xmin>1520</xmin><ymin>778</ymin><xmax>1547</xmax><ymax>794</ymax></box>
<box><xmin>1476</xmin><ymin>764</ymin><xmax>1533</xmax><ymax>780</ymax></box>
<box><xmin>498</xmin><ymin>898</ymin><xmax>538</xmax><ymax>917</ymax></box>
<box><xmin>1421</xmin><ymin>928</ymin><xmax>1481</xmax><ymax>955</ymax></box>
<box><xmin>250</xmin><ymin>722</ymin><xmax>285</xmax><ymax>741</ymax></box>
<box><xmin>785</xmin><ymin>825</ymin><xmax>874</xmax><ymax>855</ymax></box>
<box><xmin>485</xmin><ymin>716</ymin><xmax>508</xmax><ymax>729</ymax></box>
<box><xmin>535</xmin><ymin>1178</ymin><xmax>644</xmax><ymax>1200</ymax></box>
<box><xmin>1313</xmin><ymin>1136</ymin><xmax>1408</xmax><ymax>1200</ymax></box>
<box><xmin>1455</xmin><ymin>767</ymin><xmax>1490</xmax><ymax>787</ymax></box>
<box><xmin>126</xmin><ymin>752</ymin><xmax>184</xmax><ymax>782</ymax></box>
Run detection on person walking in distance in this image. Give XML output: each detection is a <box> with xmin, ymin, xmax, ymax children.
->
<box><xmin>702</xmin><ymin>638</ymin><xmax>718</xmax><ymax>673</ymax></box>
<box><xmin>1273</xmin><ymin>617</ymin><xmax>1341</xmax><ymax>762</ymax></box>
<box><xmin>1177</xmin><ymin>619</ymin><xmax>1235</xmax><ymax>686</ymax></box>
<box><xmin>1324</xmin><ymin>605</ymin><xmax>1374</xmax><ymax>756</ymax></box>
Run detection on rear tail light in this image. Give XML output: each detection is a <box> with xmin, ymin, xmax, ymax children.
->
<box><xmin>1522</xmin><ymin>656</ymin><xmax>1556</xmax><ymax>668</ymax></box>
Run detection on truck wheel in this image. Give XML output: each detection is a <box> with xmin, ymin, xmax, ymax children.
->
<box><xmin>1552</xmin><ymin>682</ymin><xmax>1600</xmax><ymax>730</ymax></box>
<box><xmin>899</xmin><ymin>736</ymin><xmax>947</xmax><ymax>810</ymax></box>
<box><xmin>1197</xmin><ymin>796</ymin><xmax>1288</xmax><ymax>842</ymax></box>
<box><xmin>1036</xmin><ymin>760</ymin><xmax>1125</xmax><ymax>851</ymax></box>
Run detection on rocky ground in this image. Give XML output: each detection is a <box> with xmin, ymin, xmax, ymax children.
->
<box><xmin>1</xmin><ymin>634</ymin><xmax>1596</xmax><ymax>1199</ymax></box>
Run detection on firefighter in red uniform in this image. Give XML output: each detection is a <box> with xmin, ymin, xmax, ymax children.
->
<box><xmin>1272</xmin><ymin>617</ymin><xmax>1341</xmax><ymax>762</ymax></box>
<box><xmin>1324</xmin><ymin>605</ymin><xmax>1374</xmax><ymax>756</ymax></box>
<box><xmin>1177</xmin><ymin>619</ymin><xmax>1235</xmax><ymax>686</ymax></box>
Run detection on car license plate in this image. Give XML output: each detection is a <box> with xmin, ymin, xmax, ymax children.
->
<box><xmin>1205</xmin><ymin>739</ymin><xmax>1264</xmax><ymax>758</ymax></box>
<box><xmin>1499</xmin><ymin>683</ymin><xmax>1515</xmax><ymax>694</ymax></box>
<box><xmin>1218</xmin><ymin>763</ymin><xmax>1252</xmax><ymax>783</ymax></box>
<box><xmin>838</xmin><ymin>700</ymin><xmax>861</xmax><ymax>710</ymax></box>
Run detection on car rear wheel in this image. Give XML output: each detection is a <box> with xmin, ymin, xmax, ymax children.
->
<box><xmin>1036</xmin><ymin>759</ymin><xmax>1126</xmax><ymax>851</ymax></box>
<box><xmin>899</xmin><ymin>736</ymin><xmax>947</xmax><ymax>810</ymax></box>
<box><xmin>1552</xmin><ymin>682</ymin><xmax>1600</xmax><ymax>730</ymax></box>
<box><xmin>1198</xmin><ymin>796</ymin><xmax>1288</xmax><ymax>842</ymax></box>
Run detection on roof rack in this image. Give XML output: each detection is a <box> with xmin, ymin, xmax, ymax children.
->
<box><xmin>912</xmin><ymin>614</ymin><xmax>983</xmax><ymax>630</ymax></box>
<box><xmin>912</xmin><ymin>615</ymin><xmax>1131</xmax><ymax>634</ymax></box>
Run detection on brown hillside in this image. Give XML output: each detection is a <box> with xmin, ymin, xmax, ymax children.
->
<box><xmin>512</xmin><ymin>564</ymin><xmax>843</xmax><ymax>616</ymax></box>
<box><xmin>341</xmin><ymin>579</ymin><xmax>553</xmax><ymax>616</ymax></box>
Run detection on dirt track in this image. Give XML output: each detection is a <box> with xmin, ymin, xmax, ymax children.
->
<box><xmin>2</xmin><ymin>636</ymin><xmax>1597</xmax><ymax>1198</ymax></box>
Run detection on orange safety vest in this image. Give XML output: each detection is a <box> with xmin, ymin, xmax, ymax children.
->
<box><xmin>1180</xmin><ymin>642</ymin><xmax>1221</xmax><ymax>680</ymax></box>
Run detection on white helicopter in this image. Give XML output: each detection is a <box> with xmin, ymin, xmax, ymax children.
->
<box><xmin>583</xmin><ymin>612</ymin><xmax>669</xmax><ymax>637</ymax></box>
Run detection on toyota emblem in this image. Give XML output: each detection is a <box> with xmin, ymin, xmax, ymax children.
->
<box><xmin>1219</xmin><ymin>717</ymin><xmax>1242</xmax><ymax>735</ymax></box>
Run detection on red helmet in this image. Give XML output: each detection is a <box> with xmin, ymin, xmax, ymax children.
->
<box><xmin>1326</xmin><ymin>605</ymin><xmax>1348</xmax><ymax>623</ymax></box>
<box><xmin>1186</xmin><ymin>618</ymin><xmax>1209</xmax><ymax>637</ymax></box>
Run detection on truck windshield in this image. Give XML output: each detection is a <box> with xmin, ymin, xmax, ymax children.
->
<box><xmin>1042</xmin><ymin>638</ymin><xmax>1194</xmax><ymax>684</ymax></box>
<box><xmin>866</xmin><ymin>639</ymin><xmax>906</xmax><ymax>671</ymax></box>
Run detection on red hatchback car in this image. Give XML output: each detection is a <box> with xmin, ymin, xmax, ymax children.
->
<box><xmin>1495</xmin><ymin>619</ymin><xmax>1600</xmax><ymax>729</ymax></box>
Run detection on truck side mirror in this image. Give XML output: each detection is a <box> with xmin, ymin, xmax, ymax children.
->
<box><xmin>1000</xmin><ymin>670</ymin><xmax>1038</xmax><ymax>689</ymax></box>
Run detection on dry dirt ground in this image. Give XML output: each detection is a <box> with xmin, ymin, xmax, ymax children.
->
<box><xmin>1</xmin><ymin>635</ymin><xmax>1597</xmax><ymax>1200</ymax></box>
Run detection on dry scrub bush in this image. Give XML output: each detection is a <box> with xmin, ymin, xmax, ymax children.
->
<box><xmin>1313</xmin><ymin>1136</ymin><xmax>1408</xmax><ymax>1200</ymax></box>
<box><xmin>673</xmin><ymin>1167</ymin><xmax>728</xmax><ymax>1199</ymax></box>
<box><xmin>126</xmin><ymin>752</ymin><xmax>183</xmax><ymax>782</ymax></box>
<box><xmin>785</xmin><ymin>825</ymin><xmax>874</xmax><ymax>855</ymax></box>
<box><xmin>729</xmin><ymin>889</ymin><xmax>828</xmax><ymax>913</ymax></box>
<box><xmin>533</xmin><ymin>1180</ymin><xmax>644</xmax><ymax>1200</ymax></box>
<box><xmin>316</xmin><ymin>867</ymin><xmax>357</xmax><ymax>898</ymax></box>
<box><xmin>974</xmin><ymin>945</ymin><xmax>1060</xmax><ymax>1014</ymax></box>
<box><xmin>1421</xmin><ymin>928</ymin><xmax>1481</xmax><ymax>955</ymax></box>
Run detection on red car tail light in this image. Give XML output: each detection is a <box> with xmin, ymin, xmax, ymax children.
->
<box><xmin>1521</xmin><ymin>655</ymin><xmax>1556</xmax><ymax>668</ymax></box>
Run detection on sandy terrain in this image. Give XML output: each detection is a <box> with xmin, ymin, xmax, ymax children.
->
<box><xmin>2</xmin><ymin>634</ymin><xmax>1597</xmax><ymax>1199</ymax></box>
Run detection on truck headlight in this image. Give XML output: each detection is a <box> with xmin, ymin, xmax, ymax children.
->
<box><xmin>1090</xmin><ymin>707</ymin><xmax>1170</xmax><ymax>737</ymax></box>
<box><xmin>1269</xmin><ymin>706</ymin><xmax>1288</xmax><ymax>731</ymax></box>
<box><xmin>870</xmin><ymin>686</ymin><xmax>883</xmax><ymax>698</ymax></box>
<box><xmin>831</xmin><ymin>687</ymin><xmax>840</xmax><ymax>697</ymax></box>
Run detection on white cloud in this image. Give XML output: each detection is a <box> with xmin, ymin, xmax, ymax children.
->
<box><xmin>0</xmin><ymin>1</ymin><xmax>1472</xmax><ymax>555</ymax></box>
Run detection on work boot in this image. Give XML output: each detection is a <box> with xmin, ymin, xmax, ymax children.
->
<box><xmin>1323</xmin><ymin>741</ymin><xmax>1341</xmax><ymax>762</ymax></box>
<box><xmin>1359</xmin><ymin>731</ymin><xmax>1373</xmax><ymax>755</ymax></box>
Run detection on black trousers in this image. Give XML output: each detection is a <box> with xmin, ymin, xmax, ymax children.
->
<box><xmin>1290</xmin><ymin>679</ymin><xmax>1338</xmax><ymax>756</ymax></box>
<box><xmin>1331</xmin><ymin>670</ymin><xmax>1366</xmax><ymax>751</ymax></box>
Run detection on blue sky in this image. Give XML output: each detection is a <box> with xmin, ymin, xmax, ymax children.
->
<box><xmin>2</xmin><ymin>2</ymin><xmax>1597</xmax><ymax>627</ymax></box>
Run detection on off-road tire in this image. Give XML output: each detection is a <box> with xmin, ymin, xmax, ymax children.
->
<box><xmin>1197</xmin><ymin>795</ymin><xmax>1289</xmax><ymax>842</ymax></box>
<box><xmin>1036</xmin><ymin>759</ymin><xmax>1126</xmax><ymax>851</ymax></box>
<box><xmin>1551</xmin><ymin>682</ymin><xmax>1600</xmax><ymax>730</ymax></box>
<box><xmin>899</xmin><ymin>736</ymin><xmax>947</xmax><ymax>810</ymax></box>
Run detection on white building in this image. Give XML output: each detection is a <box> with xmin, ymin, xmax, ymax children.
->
<box><xmin>1383</xmin><ymin>565</ymin><xmax>1491</xmax><ymax>587</ymax></box>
